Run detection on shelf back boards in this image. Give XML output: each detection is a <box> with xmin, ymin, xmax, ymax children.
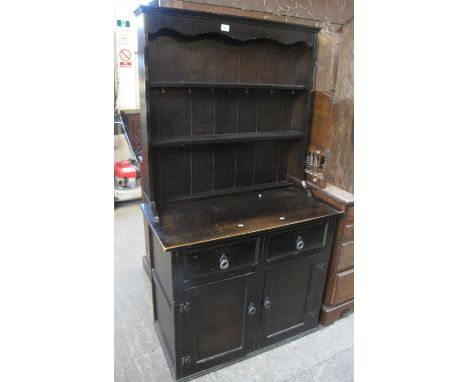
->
<box><xmin>136</xmin><ymin>6</ymin><xmax>319</xmax><ymax>203</ymax></box>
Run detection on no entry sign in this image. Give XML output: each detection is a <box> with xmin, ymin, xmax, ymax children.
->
<box><xmin>119</xmin><ymin>49</ymin><xmax>131</xmax><ymax>62</ymax></box>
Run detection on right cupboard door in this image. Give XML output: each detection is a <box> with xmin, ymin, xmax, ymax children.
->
<box><xmin>259</xmin><ymin>256</ymin><xmax>328</xmax><ymax>347</ymax></box>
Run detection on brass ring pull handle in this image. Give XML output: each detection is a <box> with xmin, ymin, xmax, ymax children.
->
<box><xmin>247</xmin><ymin>302</ymin><xmax>256</xmax><ymax>316</ymax></box>
<box><xmin>296</xmin><ymin>236</ymin><xmax>305</xmax><ymax>250</ymax></box>
<box><xmin>263</xmin><ymin>297</ymin><xmax>272</xmax><ymax>309</ymax></box>
<box><xmin>219</xmin><ymin>254</ymin><xmax>229</xmax><ymax>270</ymax></box>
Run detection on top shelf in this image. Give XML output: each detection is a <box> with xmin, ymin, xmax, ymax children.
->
<box><xmin>149</xmin><ymin>82</ymin><xmax>308</xmax><ymax>91</ymax></box>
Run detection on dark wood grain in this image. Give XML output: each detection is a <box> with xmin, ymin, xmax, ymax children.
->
<box><xmin>137</xmin><ymin>6</ymin><xmax>319</xmax><ymax>47</ymax></box>
<box><xmin>191</xmin><ymin>88</ymin><xmax>215</xmax><ymax>135</ymax></box>
<box><xmin>253</xmin><ymin>142</ymin><xmax>279</xmax><ymax>184</ymax></box>
<box><xmin>191</xmin><ymin>148</ymin><xmax>214</xmax><ymax>193</ymax></box>
<box><xmin>151</xmin><ymin>131</ymin><xmax>303</xmax><ymax>147</ymax></box>
<box><xmin>149</xmin><ymin>82</ymin><xmax>307</xmax><ymax>90</ymax></box>
<box><xmin>180</xmin><ymin>273</ymin><xmax>262</xmax><ymax>377</ymax></box>
<box><xmin>259</xmin><ymin>255</ymin><xmax>327</xmax><ymax>347</ymax></box>
<box><xmin>181</xmin><ymin>238</ymin><xmax>259</xmax><ymax>282</ymax></box>
<box><xmin>135</xmin><ymin>6</ymin><xmax>341</xmax><ymax>380</ymax></box>
<box><xmin>151</xmin><ymin>187</ymin><xmax>341</xmax><ymax>250</ymax></box>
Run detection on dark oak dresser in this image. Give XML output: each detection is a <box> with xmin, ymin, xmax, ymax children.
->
<box><xmin>135</xmin><ymin>4</ymin><xmax>343</xmax><ymax>380</ymax></box>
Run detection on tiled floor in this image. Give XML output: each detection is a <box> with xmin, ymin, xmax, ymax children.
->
<box><xmin>115</xmin><ymin>201</ymin><xmax>353</xmax><ymax>382</ymax></box>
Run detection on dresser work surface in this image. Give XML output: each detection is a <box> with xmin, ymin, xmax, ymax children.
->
<box><xmin>144</xmin><ymin>187</ymin><xmax>341</xmax><ymax>250</ymax></box>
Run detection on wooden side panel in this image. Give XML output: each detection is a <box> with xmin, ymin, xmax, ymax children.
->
<box><xmin>343</xmin><ymin>223</ymin><xmax>354</xmax><ymax>242</ymax></box>
<box><xmin>154</xmin><ymin>278</ymin><xmax>176</xmax><ymax>362</ymax></box>
<box><xmin>152</xmin><ymin>235</ymin><xmax>174</xmax><ymax>303</ymax></box>
<box><xmin>346</xmin><ymin>205</ymin><xmax>354</xmax><ymax>224</ymax></box>
<box><xmin>330</xmin><ymin>268</ymin><xmax>354</xmax><ymax>306</ymax></box>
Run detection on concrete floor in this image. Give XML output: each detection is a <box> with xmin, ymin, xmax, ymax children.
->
<box><xmin>115</xmin><ymin>200</ymin><xmax>354</xmax><ymax>382</ymax></box>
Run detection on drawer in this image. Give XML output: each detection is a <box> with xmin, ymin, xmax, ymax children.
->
<box><xmin>343</xmin><ymin>224</ymin><xmax>354</xmax><ymax>243</ymax></box>
<box><xmin>337</xmin><ymin>241</ymin><xmax>354</xmax><ymax>272</ymax></box>
<box><xmin>182</xmin><ymin>238</ymin><xmax>259</xmax><ymax>281</ymax></box>
<box><xmin>330</xmin><ymin>268</ymin><xmax>354</xmax><ymax>305</ymax></box>
<box><xmin>266</xmin><ymin>221</ymin><xmax>329</xmax><ymax>262</ymax></box>
<box><xmin>346</xmin><ymin>206</ymin><xmax>354</xmax><ymax>224</ymax></box>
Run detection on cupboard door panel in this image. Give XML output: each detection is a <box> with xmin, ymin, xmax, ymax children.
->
<box><xmin>260</xmin><ymin>257</ymin><xmax>326</xmax><ymax>347</ymax></box>
<box><xmin>180</xmin><ymin>273</ymin><xmax>262</xmax><ymax>377</ymax></box>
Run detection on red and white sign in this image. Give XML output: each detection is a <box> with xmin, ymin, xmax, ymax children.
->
<box><xmin>119</xmin><ymin>49</ymin><xmax>131</xmax><ymax>62</ymax></box>
<box><xmin>120</xmin><ymin>61</ymin><xmax>132</xmax><ymax>68</ymax></box>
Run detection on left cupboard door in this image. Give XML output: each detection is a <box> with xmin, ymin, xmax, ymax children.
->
<box><xmin>179</xmin><ymin>272</ymin><xmax>263</xmax><ymax>377</ymax></box>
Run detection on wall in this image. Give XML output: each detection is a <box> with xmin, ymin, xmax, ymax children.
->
<box><xmin>157</xmin><ymin>0</ymin><xmax>353</xmax><ymax>24</ymax></box>
<box><xmin>114</xmin><ymin>0</ymin><xmax>146</xmax><ymax>110</ymax></box>
<box><xmin>327</xmin><ymin>19</ymin><xmax>353</xmax><ymax>193</ymax></box>
<box><xmin>310</xmin><ymin>18</ymin><xmax>354</xmax><ymax>193</ymax></box>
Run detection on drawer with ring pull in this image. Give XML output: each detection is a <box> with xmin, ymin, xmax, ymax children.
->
<box><xmin>265</xmin><ymin>220</ymin><xmax>330</xmax><ymax>263</ymax></box>
<box><xmin>181</xmin><ymin>238</ymin><xmax>260</xmax><ymax>282</ymax></box>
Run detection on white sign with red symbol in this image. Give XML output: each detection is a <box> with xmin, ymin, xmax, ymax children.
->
<box><xmin>119</xmin><ymin>48</ymin><xmax>132</xmax><ymax>68</ymax></box>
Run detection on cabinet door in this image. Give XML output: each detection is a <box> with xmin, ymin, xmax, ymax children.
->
<box><xmin>179</xmin><ymin>273</ymin><xmax>263</xmax><ymax>377</ymax></box>
<box><xmin>259</xmin><ymin>257</ymin><xmax>327</xmax><ymax>347</ymax></box>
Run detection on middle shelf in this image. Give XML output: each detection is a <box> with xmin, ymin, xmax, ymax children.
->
<box><xmin>151</xmin><ymin>131</ymin><xmax>303</xmax><ymax>147</ymax></box>
<box><xmin>149</xmin><ymin>82</ymin><xmax>308</xmax><ymax>91</ymax></box>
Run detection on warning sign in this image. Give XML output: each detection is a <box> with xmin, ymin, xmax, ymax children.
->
<box><xmin>120</xmin><ymin>61</ymin><xmax>132</xmax><ymax>68</ymax></box>
<box><xmin>119</xmin><ymin>49</ymin><xmax>131</xmax><ymax>62</ymax></box>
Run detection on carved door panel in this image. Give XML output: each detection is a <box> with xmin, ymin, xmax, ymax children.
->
<box><xmin>259</xmin><ymin>256</ymin><xmax>327</xmax><ymax>347</ymax></box>
<box><xmin>179</xmin><ymin>273</ymin><xmax>263</xmax><ymax>377</ymax></box>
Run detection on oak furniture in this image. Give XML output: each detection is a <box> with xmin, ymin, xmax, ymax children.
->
<box><xmin>135</xmin><ymin>4</ymin><xmax>342</xmax><ymax>380</ymax></box>
<box><xmin>306</xmin><ymin>181</ymin><xmax>354</xmax><ymax>325</ymax></box>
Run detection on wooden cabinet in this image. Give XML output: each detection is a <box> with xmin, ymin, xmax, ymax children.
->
<box><xmin>135</xmin><ymin>5</ymin><xmax>342</xmax><ymax>380</ymax></box>
<box><xmin>260</xmin><ymin>256</ymin><xmax>327</xmax><ymax>347</ymax></box>
<box><xmin>148</xmin><ymin>219</ymin><xmax>336</xmax><ymax>380</ymax></box>
<box><xmin>306</xmin><ymin>182</ymin><xmax>354</xmax><ymax>326</ymax></box>
<box><xmin>180</xmin><ymin>273</ymin><xmax>262</xmax><ymax>374</ymax></box>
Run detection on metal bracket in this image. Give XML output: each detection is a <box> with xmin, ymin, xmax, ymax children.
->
<box><xmin>181</xmin><ymin>355</ymin><xmax>191</xmax><ymax>366</ymax></box>
<box><xmin>301</xmin><ymin>180</ymin><xmax>312</xmax><ymax>197</ymax></box>
<box><xmin>179</xmin><ymin>302</ymin><xmax>190</xmax><ymax>313</ymax></box>
<box><xmin>310</xmin><ymin>309</ymin><xmax>316</xmax><ymax>320</ymax></box>
<box><xmin>150</xmin><ymin>201</ymin><xmax>160</xmax><ymax>223</ymax></box>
